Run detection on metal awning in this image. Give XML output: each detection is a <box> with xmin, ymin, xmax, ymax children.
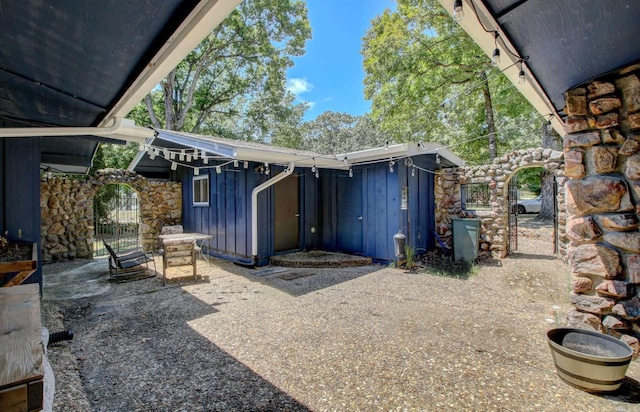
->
<box><xmin>129</xmin><ymin>129</ymin><xmax>464</xmax><ymax>178</ymax></box>
<box><xmin>438</xmin><ymin>0</ymin><xmax>640</xmax><ymax>133</ymax></box>
<box><xmin>0</xmin><ymin>0</ymin><xmax>241</xmax><ymax>173</ymax></box>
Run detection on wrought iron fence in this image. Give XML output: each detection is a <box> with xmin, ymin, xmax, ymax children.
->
<box><xmin>93</xmin><ymin>185</ymin><xmax>141</xmax><ymax>256</ymax></box>
<box><xmin>461</xmin><ymin>184</ymin><xmax>491</xmax><ymax>210</ymax></box>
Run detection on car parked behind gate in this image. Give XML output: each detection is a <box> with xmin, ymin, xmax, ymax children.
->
<box><xmin>517</xmin><ymin>196</ymin><xmax>541</xmax><ymax>214</ymax></box>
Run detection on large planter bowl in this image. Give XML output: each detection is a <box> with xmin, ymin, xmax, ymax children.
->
<box><xmin>547</xmin><ymin>328</ymin><xmax>633</xmax><ymax>393</ymax></box>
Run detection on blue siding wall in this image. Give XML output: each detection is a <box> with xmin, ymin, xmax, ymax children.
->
<box><xmin>404</xmin><ymin>158</ymin><xmax>436</xmax><ymax>254</ymax></box>
<box><xmin>181</xmin><ymin>155</ymin><xmax>435</xmax><ymax>265</ymax></box>
<box><xmin>1</xmin><ymin>137</ymin><xmax>42</xmax><ymax>288</ymax></box>
<box><xmin>0</xmin><ymin>138</ymin><xmax>4</xmax><ymax>233</ymax></box>
<box><xmin>320</xmin><ymin>163</ymin><xmax>400</xmax><ymax>262</ymax></box>
<box><xmin>319</xmin><ymin>156</ymin><xmax>435</xmax><ymax>263</ymax></box>
<box><xmin>182</xmin><ymin>164</ymin><xmax>320</xmax><ymax>265</ymax></box>
<box><xmin>182</xmin><ymin>164</ymin><xmax>263</xmax><ymax>263</ymax></box>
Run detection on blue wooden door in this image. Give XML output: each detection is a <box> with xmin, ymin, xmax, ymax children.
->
<box><xmin>336</xmin><ymin>170</ymin><xmax>363</xmax><ymax>253</ymax></box>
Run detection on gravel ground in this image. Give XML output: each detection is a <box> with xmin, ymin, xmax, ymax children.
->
<box><xmin>41</xmin><ymin>229</ymin><xmax>640</xmax><ymax>411</ymax></box>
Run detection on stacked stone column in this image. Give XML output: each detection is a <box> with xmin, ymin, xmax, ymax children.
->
<box><xmin>564</xmin><ymin>64</ymin><xmax>640</xmax><ymax>354</ymax></box>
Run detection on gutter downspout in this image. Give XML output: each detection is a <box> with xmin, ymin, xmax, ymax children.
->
<box><xmin>250</xmin><ymin>162</ymin><xmax>295</xmax><ymax>266</ymax></box>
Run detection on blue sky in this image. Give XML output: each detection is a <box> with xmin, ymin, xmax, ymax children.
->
<box><xmin>286</xmin><ymin>0</ymin><xmax>396</xmax><ymax>121</ymax></box>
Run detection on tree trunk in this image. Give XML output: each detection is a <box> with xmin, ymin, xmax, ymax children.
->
<box><xmin>480</xmin><ymin>70</ymin><xmax>497</xmax><ymax>161</ymax></box>
<box><xmin>538</xmin><ymin>122</ymin><xmax>558</xmax><ymax>220</ymax></box>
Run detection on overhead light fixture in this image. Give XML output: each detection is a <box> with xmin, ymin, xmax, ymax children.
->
<box><xmin>436</xmin><ymin>153</ymin><xmax>441</xmax><ymax>164</ymax></box>
<box><xmin>411</xmin><ymin>167</ymin><xmax>416</xmax><ymax>177</ymax></box>
<box><xmin>418</xmin><ymin>141</ymin><xmax>427</xmax><ymax>150</ymax></box>
<box><xmin>384</xmin><ymin>140</ymin><xmax>389</xmax><ymax>150</ymax></box>
<box><xmin>453</xmin><ymin>0</ymin><xmax>464</xmax><ymax>21</ymax></box>
<box><xmin>389</xmin><ymin>160</ymin><xmax>395</xmax><ymax>173</ymax></box>
<box><xmin>491</xmin><ymin>32</ymin><xmax>501</xmax><ymax>66</ymax></box>
<box><xmin>343</xmin><ymin>157</ymin><xmax>348</xmax><ymax>166</ymax></box>
<box><xmin>349</xmin><ymin>168</ymin><xmax>353</xmax><ymax>178</ymax></box>
<box><xmin>518</xmin><ymin>61</ymin><xmax>526</xmax><ymax>85</ymax></box>
<box><xmin>315</xmin><ymin>169</ymin><xmax>320</xmax><ymax>179</ymax></box>
<box><xmin>546</xmin><ymin>114</ymin><xmax>554</xmax><ymax>132</ymax></box>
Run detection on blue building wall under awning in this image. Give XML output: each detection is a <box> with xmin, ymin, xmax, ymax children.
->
<box><xmin>0</xmin><ymin>136</ymin><xmax>43</xmax><ymax>289</ymax></box>
<box><xmin>181</xmin><ymin>155</ymin><xmax>436</xmax><ymax>265</ymax></box>
<box><xmin>181</xmin><ymin>163</ymin><xmax>320</xmax><ymax>265</ymax></box>
<box><xmin>318</xmin><ymin>155</ymin><xmax>435</xmax><ymax>263</ymax></box>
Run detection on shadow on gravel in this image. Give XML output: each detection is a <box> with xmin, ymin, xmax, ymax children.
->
<box><xmin>244</xmin><ymin>265</ymin><xmax>383</xmax><ymax>297</ymax></box>
<box><xmin>60</xmin><ymin>285</ymin><xmax>312</xmax><ymax>411</ymax></box>
<box><xmin>506</xmin><ymin>253</ymin><xmax>557</xmax><ymax>261</ymax></box>
<box><xmin>600</xmin><ymin>376</ymin><xmax>640</xmax><ymax>404</ymax></box>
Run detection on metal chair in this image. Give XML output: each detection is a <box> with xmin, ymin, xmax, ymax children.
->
<box><xmin>103</xmin><ymin>240</ymin><xmax>156</xmax><ymax>283</ymax></box>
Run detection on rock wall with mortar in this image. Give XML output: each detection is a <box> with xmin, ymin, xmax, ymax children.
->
<box><xmin>41</xmin><ymin>169</ymin><xmax>181</xmax><ymax>263</ymax></box>
<box><xmin>435</xmin><ymin>148</ymin><xmax>566</xmax><ymax>259</ymax></box>
<box><xmin>563</xmin><ymin>63</ymin><xmax>640</xmax><ymax>355</ymax></box>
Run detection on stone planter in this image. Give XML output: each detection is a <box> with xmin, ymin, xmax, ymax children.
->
<box><xmin>547</xmin><ymin>328</ymin><xmax>633</xmax><ymax>392</ymax></box>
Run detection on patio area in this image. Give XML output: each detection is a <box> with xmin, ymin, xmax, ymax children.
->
<box><xmin>41</xmin><ymin>243</ymin><xmax>640</xmax><ymax>411</ymax></box>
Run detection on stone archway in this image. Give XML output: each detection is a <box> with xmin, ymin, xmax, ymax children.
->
<box><xmin>435</xmin><ymin>147</ymin><xmax>566</xmax><ymax>259</ymax></box>
<box><xmin>503</xmin><ymin>165</ymin><xmax>557</xmax><ymax>255</ymax></box>
<box><xmin>40</xmin><ymin>169</ymin><xmax>181</xmax><ymax>263</ymax></box>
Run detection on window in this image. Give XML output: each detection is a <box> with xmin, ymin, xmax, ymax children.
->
<box><xmin>193</xmin><ymin>175</ymin><xmax>209</xmax><ymax>206</ymax></box>
<box><xmin>461</xmin><ymin>183</ymin><xmax>491</xmax><ymax>210</ymax></box>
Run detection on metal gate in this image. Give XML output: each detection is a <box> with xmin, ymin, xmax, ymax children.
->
<box><xmin>553</xmin><ymin>176</ymin><xmax>559</xmax><ymax>254</ymax></box>
<box><xmin>508</xmin><ymin>175</ymin><xmax>518</xmax><ymax>253</ymax></box>
<box><xmin>94</xmin><ymin>184</ymin><xmax>141</xmax><ymax>256</ymax></box>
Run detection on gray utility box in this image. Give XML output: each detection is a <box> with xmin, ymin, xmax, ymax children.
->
<box><xmin>451</xmin><ymin>218</ymin><xmax>480</xmax><ymax>262</ymax></box>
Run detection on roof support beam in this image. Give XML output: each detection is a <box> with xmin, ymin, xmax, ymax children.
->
<box><xmin>0</xmin><ymin>117</ymin><xmax>154</xmax><ymax>142</ymax></box>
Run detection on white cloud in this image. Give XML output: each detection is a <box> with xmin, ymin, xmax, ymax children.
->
<box><xmin>286</xmin><ymin>78</ymin><xmax>313</xmax><ymax>96</ymax></box>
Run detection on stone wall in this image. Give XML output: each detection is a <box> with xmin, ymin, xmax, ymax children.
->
<box><xmin>435</xmin><ymin>147</ymin><xmax>566</xmax><ymax>259</ymax></box>
<box><xmin>563</xmin><ymin>63</ymin><xmax>640</xmax><ymax>353</ymax></box>
<box><xmin>41</xmin><ymin>169</ymin><xmax>181</xmax><ymax>263</ymax></box>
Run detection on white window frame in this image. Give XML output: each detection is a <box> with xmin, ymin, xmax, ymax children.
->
<box><xmin>192</xmin><ymin>174</ymin><xmax>209</xmax><ymax>207</ymax></box>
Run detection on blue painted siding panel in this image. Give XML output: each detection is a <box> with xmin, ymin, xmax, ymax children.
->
<box><xmin>336</xmin><ymin>169</ymin><xmax>363</xmax><ymax>253</ymax></box>
<box><xmin>236</xmin><ymin>170</ymin><xmax>247</xmax><ymax>256</ymax></box>
<box><xmin>0</xmin><ymin>139</ymin><xmax>4</xmax><ymax>233</ymax></box>
<box><xmin>225</xmin><ymin>171</ymin><xmax>236</xmax><ymax>252</ymax></box>
<box><xmin>2</xmin><ymin>138</ymin><xmax>42</xmax><ymax>288</ymax></box>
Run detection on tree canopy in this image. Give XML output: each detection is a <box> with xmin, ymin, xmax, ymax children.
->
<box><xmin>128</xmin><ymin>0</ymin><xmax>311</xmax><ymax>144</ymax></box>
<box><xmin>300</xmin><ymin>111</ymin><xmax>388</xmax><ymax>155</ymax></box>
<box><xmin>361</xmin><ymin>0</ymin><xmax>543</xmax><ymax>164</ymax></box>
